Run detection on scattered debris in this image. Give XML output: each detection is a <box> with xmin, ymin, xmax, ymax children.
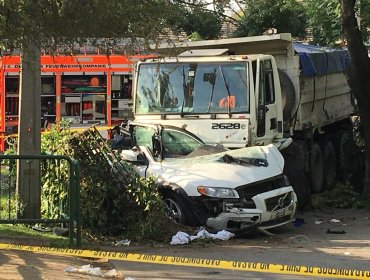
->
<box><xmin>65</xmin><ymin>264</ymin><xmax>118</xmax><ymax>278</ymax></box>
<box><xmin>170</xmin><ymin>228</ymin><xmax>235</xmax><ymax>245</ymax></box>
<box><xmin>115</xmin><ymin>239</ymin><xmax>131</xmax><ymax>247</ymax></box>
<box><xmin>288</xmin><ymin>235</ymin><xmax>311</xmax><ymax>247</ymax></box>
<box><xmin>314</xmin><ymin>220</ymin><xmax>323</xmax><ymax>225</ymax></box>
<box><xmin>329</xmin><ymin>219</ymin><xmax>341</xmax><ymax>223</ymax></box>
<box><xmin>293</xmin><ymin>217</ymin><xmax>305</xmax><ymax>227</ymax></box>
<box><xmin>32</xmin><ymin>225</ymin><xmax>70</xmax><ymax>237</ymax></box>
<box><xmin>344</xmin><ymin>252</ymin><xmax>351</xmax><ymax>256</ymax></box>
<box><xmin>170</xmin><ymin>232</ymin><xmax>190</xmax><ymax>245</ymax></box>
<box><xmin>53</xmin><ymin>227</ymin><xmax>69</xmax><ymax>237</ymax></box>
<box><xmin>326</xmin><ymin>229</ymin><xmax>346</xmax><ymax>234</ymax></box>
<box><xmin>32</xmin><ymin>226</ymin><xmax>52</xmax><ymax>232</ymax></box>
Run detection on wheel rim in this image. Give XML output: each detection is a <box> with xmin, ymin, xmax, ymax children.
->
<box><xmin>164</xmin><ymin>198</ymin><xmax>183</xmax><ymax>224</ymax></box>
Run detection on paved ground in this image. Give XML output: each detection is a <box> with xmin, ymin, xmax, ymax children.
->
<box><xmin>0</xmin><ymin>207</ymin><xmax>369</xmax><ymax>279</ymax></box>
<box><xmin>0</xmin><ymin>250</ymin><xmax>91</xmax><ymax>280</ymax></box>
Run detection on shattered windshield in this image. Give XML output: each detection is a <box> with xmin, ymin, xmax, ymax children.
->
<box><xmin>135</xmin><ymin>62</ymin><xmax>249</xmax><ymax>115</ymax></box>
<box><xmin>133</xmin><ymin>126</ymin><xmax>204</xmax><ymax>158</ymax></box>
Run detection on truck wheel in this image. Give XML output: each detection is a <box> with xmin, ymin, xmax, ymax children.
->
<box><xmin>283</xmin><ymin>158</ymin><xmax>310</xmax><ymax>210</ymax></box>
<box><xmin>321</xmin><ymin>141</ymin><xmax>336</xmax><ymax>188</ymax></box>
<box><xmin>332</xmin><ymin>131</ymin><xmax>350</xmax><ymax>181</ymax></box>
<box><xmin>309</xmin><ymin>143</ymin><xmax>324</xmax><ymax>193</ymax></box>
<box><xmin>163</xmin><ymin>193</ymin><xmax>193</xmax><ymax>226</ymax></box>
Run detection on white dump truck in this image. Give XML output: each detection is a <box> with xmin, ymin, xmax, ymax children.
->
<box><xmin>132</xmin><ymin>33</ymin><xmax>355</xmax><ymax>207</ymax></box>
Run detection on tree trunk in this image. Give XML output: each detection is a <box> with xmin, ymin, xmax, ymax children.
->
<box><xmin>16</xmin><ymin>38</ymin><xmax>41</xmax><ymax>218</ymax></box>
<box><xmin>341</xmin><ymin>0</ymin><xmax>370</xmax><ymax>196</ymax></box>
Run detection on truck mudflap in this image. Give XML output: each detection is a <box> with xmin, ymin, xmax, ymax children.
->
<box><xmin>206</xmin><ymin>187</ymin><xmax>297</xmax><ymax>231</ymax></box>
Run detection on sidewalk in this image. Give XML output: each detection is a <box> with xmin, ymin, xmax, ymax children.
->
<box><xmin>0</xmin><ymin>248</ymin><xmax>123</xmax><ymax>279</ymax></box>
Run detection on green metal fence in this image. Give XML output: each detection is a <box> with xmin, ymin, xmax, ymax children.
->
<box><xmin>0</xmin><ymin>154</ymin><xmax>81</xmax><ymax>247</ymax></box>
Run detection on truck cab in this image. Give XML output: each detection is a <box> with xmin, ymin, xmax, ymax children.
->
<box><xmin>133</xmin><ymin>50</ymin><xmax>284</xmax><ymax>149</ymax></box>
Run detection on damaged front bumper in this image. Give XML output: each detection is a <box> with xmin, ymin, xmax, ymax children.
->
<box><xmin>205</xmin><ymin>186</ymin><xmax>297</xmax><ymax>231</ymax></box>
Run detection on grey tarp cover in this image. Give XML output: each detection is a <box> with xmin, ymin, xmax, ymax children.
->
<box><xmin>292</xmin><ymin>42</ymin><xmax>350</xmax><ymax>76</ymax></box>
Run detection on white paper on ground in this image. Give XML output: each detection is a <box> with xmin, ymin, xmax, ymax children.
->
<box><xmin>171</xmin><ymin>228</ymin><xmax>235</xmax><ymax>245</ymax></box>
<box><xmin>65</xmin><ymin>264</ymin><xmax>118</xmax><ymax>277</ymax></box>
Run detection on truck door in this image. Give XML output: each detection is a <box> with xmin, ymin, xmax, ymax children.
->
<box><xmin>256</xmin><ymin>59</ymin><xmax>278</xmax><ymax>145</ymax></box>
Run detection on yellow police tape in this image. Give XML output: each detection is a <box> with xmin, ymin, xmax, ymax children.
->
<box><xmin>0</xmin><ymin>243</ymin><xmax>369</xmax><ymax>279</ymax></box>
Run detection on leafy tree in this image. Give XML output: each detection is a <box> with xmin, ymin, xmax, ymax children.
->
<box><xmin>232</xmin><ymin>0</ymin><xmax>307</xmax><ymax>38</ymax></box>
<box><xmin>185</xmin><ymin>7</ymin><xmax>222</xmax><ymax>39</ymax></box>
<box><xmin>0</xmin><ymin>0</ymin><xmax>182</xmax><ymax>218</ymax></box>
<box><xmin>341</xmin><ymin>0</ymin><xmax>370</xmax><ymax>196</ymax></box>
<box><xmin>168</xmin><ymin>3</ymin><xmax>222</xmax><ymax>40</ymax></box>
<box><xmin>304</xmin><ymin>0</ymin><xmax>343</xmax><ymax>46</ymax></box>
<box><xmin>304</xmin><ymin>0</ymin><xmax>369</xmax><ymax>47</ymax></box>
<box><xmin>188</xmin><ymin>31</ymin><xmax>203</xmax><ymax>41</ymax></box>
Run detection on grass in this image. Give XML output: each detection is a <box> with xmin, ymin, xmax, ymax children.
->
<box><xmin>0</xmin><ymin>224</ymin><xmax>71</xmax><ymax>247</ymax></box>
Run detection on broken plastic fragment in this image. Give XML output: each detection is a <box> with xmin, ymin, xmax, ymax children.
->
<box><xmin>115</xmin><ymin>239</ymin><xmax>131</xmax><ymax>246</ymax></box>
<box><xmin>326</xmin><ymin>229</ymin><xmax>346</xmax><ymax>234</ymax></box>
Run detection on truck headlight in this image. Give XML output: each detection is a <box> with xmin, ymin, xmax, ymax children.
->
<box><xmin>197</xmin><ymin>186</ymin><xmax>236</xmax><ymax>198</ymax></box>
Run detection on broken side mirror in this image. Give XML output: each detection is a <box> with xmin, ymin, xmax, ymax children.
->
<box><xmin>121</xmin><ymin>150</ymin><xmax>138</xmax><ymax>162</ymax></box>
<box><xmin>121</xmin><ymin>149</ymin><xmax>147</xmax><ymax>165</ymax></box>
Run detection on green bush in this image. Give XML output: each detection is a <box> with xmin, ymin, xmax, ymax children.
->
<box><xmin>39</xmin><ymin>122</ymin><xmax>169</xmax><ymax>241</ymax></box>
<box><xmin>324</xmin><ymin>181</ymin><xmax>365</xmax><ymax>209</ymax></box>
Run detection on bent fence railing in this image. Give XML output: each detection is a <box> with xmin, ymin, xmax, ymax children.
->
<box><xmin>0</xmin><ymin>154</ymin><xmax>81</xmax><ymax>247</ymax></box>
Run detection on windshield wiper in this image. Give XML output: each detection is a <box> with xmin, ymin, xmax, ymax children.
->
<box><xmin>218</xmin><ymin>65</ymin><xmax>232</xmax><ymax>118</ymax></box>
<box><xmin>220</xmin><ymin>154</ymin><xmax>268</xmax><ymax>167</ymax></box>
<box><xmin>207</xmin><ymin>67</ymin><xmax>217</xmax><ymax>113</ymax></box>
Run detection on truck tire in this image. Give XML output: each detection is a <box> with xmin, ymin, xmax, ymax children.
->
<box><xmin>280</xmin><ymin>141</ymin><xmax>306</xmax><ymax>171</ymax></box>
<box><xmin>163</xmin><ymin>193</ymin><xmax>195</xmax><ymax>226</ymax></box>
<box><xmin>309</xmin><ymin>143</ymin><xmax>324</xmax><ymax>193</ymax></box>
<box><xmin>281</xmin><ymin>143</ymin><xmax>310</xmax><ymax>209</ymax></box>
<box><xmin>320</xmin><ymin>140</ymin><xmax>336</xmax><ymax>189</ymax></box>
<box><xmin>331</xmin><ymin>131</ymin><xmax>350</xmax><ymax>181</ymax></box>
<box><xmin>283</xmin><ymin>156</ymin><xmax>310</xmax><ymax>209</ymax></box>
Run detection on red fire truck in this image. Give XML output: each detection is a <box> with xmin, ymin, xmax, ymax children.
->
<box><xmin>0</xmin><ymin>52</ymin><xmax>150</xmax><ymax>150</ymax></box>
